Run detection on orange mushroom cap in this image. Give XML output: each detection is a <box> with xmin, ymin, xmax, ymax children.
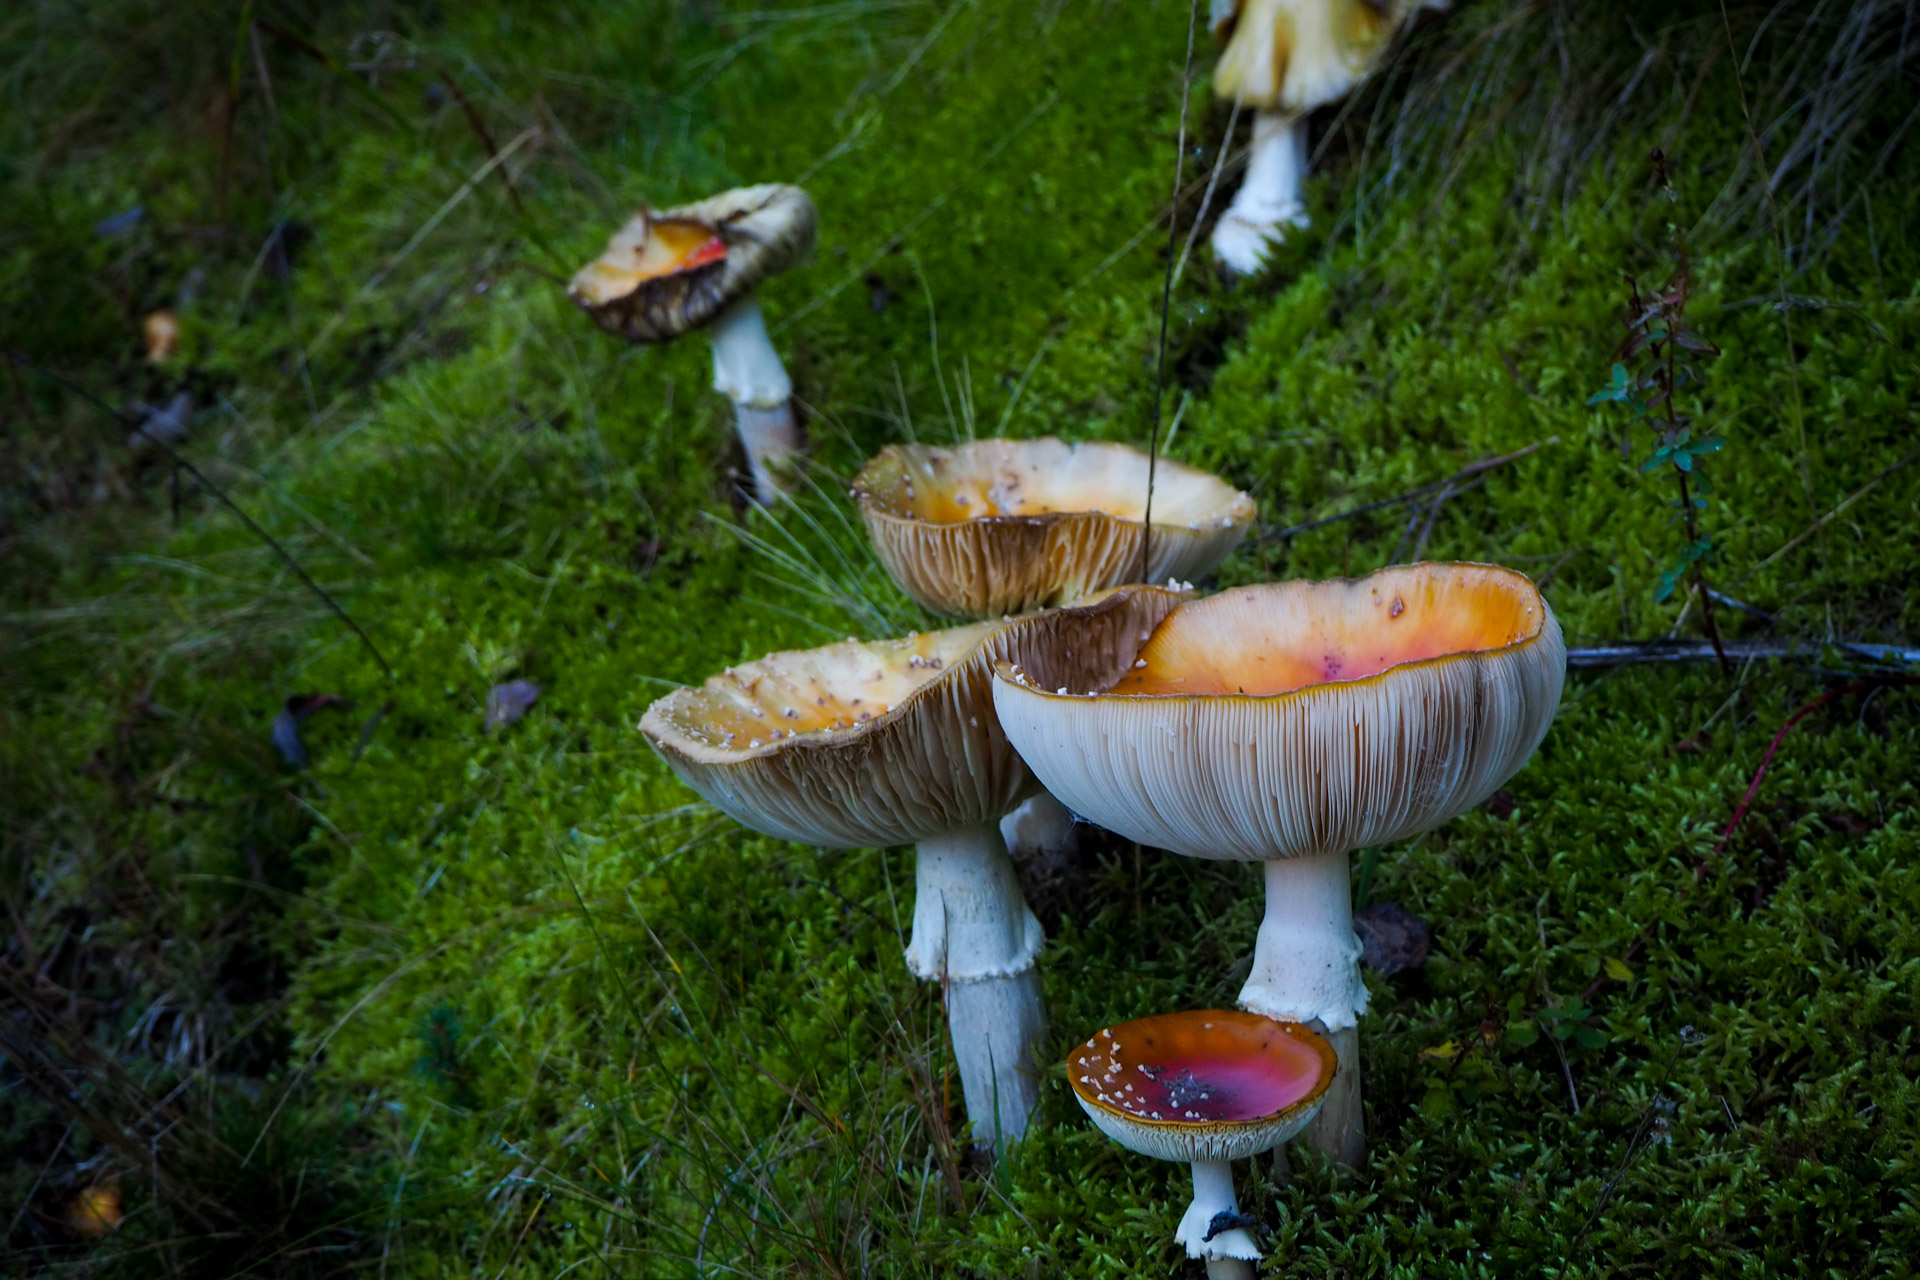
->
<box><xmin>993</xmin><ymin>562</ymin><xmax>1567</xmax><ymax>862</ymax></box>
<box><xmin>1067</xmin><ymin>1010</ymin><xmax>1335</xmax><ymax>1163</ymax></box>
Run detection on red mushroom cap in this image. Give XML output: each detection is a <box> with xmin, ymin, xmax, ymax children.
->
<box><xmin>1066</xmin><ymin>1010</ymin><xmax>1335</xmax><ymax>1162</ymax></box>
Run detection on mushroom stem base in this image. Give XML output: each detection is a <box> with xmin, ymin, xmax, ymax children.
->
<box><xmin>1176</xmin><ymin>1159</ymin><xmax>1261</xmax><ymax>1268</ymax></box>
<box><xmin>1300</xmin><ymin>1022</ymin><xmax>1365</xmax><ymax>1172</ymax></box>
<box><xmin>733</xmin><ymin>401</ymin><xmax>801</xmax><ymax>503</ymax></box>
<box><xmin>945</xmin><ymin>968</ymin><xmax>1046</xmax><ymax>1150</ymax></box>
<box><xmin>1212</xmin><ymin>110</ymin><xmax>1311</xmax><ymax>274</ymax></box>
<box><xmin>905</xmin><ymin>823</ymin><xmax>1047</xmax><ymax>1149</ymax></box>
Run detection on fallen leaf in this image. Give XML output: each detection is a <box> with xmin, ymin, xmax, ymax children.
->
<box><xmin>94</xmin><ymin>206</ymin><xmax>144</xmax><ymax>238</ymax></box>
<box><xmin>144</xmin><ymin>309</ymin><xmax>179</xmax><ymax>363</ymax></box>
<box><xmin>486</xmin><ymin>679</ymin><xmax>540</xmax><ymax>730</ymax></box>
<box><xmin>127</xmin><ymin>391</ymin><xmax>193</xmax><ymax>451</ymax></box>
<box><xmin>272</xmin><ymin>693</ymin><xmax>353</xmax><ymax>767</ymax></box>
<box><xmin>1418</xmin><ymin>1040</ymin><xmax>1462</xmax><ymax>1062</ymax></box>
<box><xmin>1354</xmin><ymin>900</ymin><xmax>1432</xmax><ymax>976</ymax></box>
<box><xmin>67</xmin><ymin>1183</ymin><xmax>122</xmax><ymax>1237</ymax></box>
<box><xmin>1603</xmin><ymin>956</ymin><xmax>1635</xmax><ymax>982</ymax></box>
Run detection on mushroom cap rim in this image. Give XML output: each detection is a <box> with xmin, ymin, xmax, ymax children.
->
<box><xmin>1066</xmin><ymin>1012</ymin><xmax>1337</xmax><ymax>1140</ymax></box>
<box><xmin>992</xmin><ymin>560</ymin><xmax>1552</xmax><ymax>705</ymax></box>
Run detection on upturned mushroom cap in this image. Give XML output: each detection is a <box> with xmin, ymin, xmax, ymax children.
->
<box><xmin>853</xmin><ymin>439</ymin><xmax>1256</xmax><ymax>617</ymax></box>
<box><xmin>640</xmin><ymin>585</ymin><xmax>1186</xmax><ymax>849</ymax></box>
<box><xmin>1211</xmin><ymin>0</ymin><xmax>1433</xmax><ymax>113</ymax></box>
<box><xmin>1068</xmin><ymin>1011</ymin><xmax>1335</xmax><ymax>1163</ymax></box>
<box><xmin>570</xmin><ymin>184</ymin><xmax>817</xmax><ymax>344</ymax></box>
<box><xmin>992</xmin><ymin>562</ymin><xmax>1566</xmax><ymax>862</ymax></box>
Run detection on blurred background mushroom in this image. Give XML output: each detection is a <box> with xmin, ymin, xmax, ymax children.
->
<box><xmin>996</xmin><ymin>563</ymin><xmax>1565</xmax><ymax>1168</ymax></box>
<box><xmin>570</xmin><ymin>184</ymin><xmax>816</xmax><ymax>502</ymax></box>
<box><xmin>1208</xmin><ymin>0</ymin><xmax>1441</xmax><ymax>273</ymax></box>
<box><xmin>641</xmin><ymin>586</ymin><xmax>1185</xmax><ymax>1150</ymax></box>
<box><xmin>1068</xmin><ymin>1010</ymin><xmax>1334</xmax><ymax>1280</ymax></box>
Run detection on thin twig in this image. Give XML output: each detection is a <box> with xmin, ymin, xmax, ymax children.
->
<box><xmin>1734</xmin><ymin>444</ymin><xmax>1920</xmax><ymax>586</ymax></box>
<box><xmin>1580</xmin><ymin>674</ymin><xmax>1917</xmax><ymax>1002</ymax></box>
<box><xmin>1142</xmin><ymin>0</ymin><xmax>1199</xmax><ymax>583</ymax></box>
<box><xmin>4</xmin><ymin>352</ymin><xmax>395</xmax><ymax>680</ymax></box>
<box><xmin>1259</xmin><ymin>437</ymin><xmax>1557</xmax><ymax>543</ymax></box>
<box><xmin>1567</xmin><ymin>640</ymin><xmax>1920</xmax><ymax>669</ymax></box>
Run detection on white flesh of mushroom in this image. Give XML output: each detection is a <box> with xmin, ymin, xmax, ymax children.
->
<box><xmin>1211</xmin><ymin>111</ymin><xmax>1311</xmax><ymax>275</ymax></box>
<box><xmin>999</xmin><ymin>791</ymin><xmax>1079</xmax><ymax>862</ymax></box>
<box><xmin>708</xmin><ymin>295</ymin><xmax>799</xmax><ymax>501</ymax></box>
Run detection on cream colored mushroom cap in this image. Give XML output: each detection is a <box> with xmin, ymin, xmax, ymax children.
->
<box><xmin>992</xmin><ymin>562</ymin><xmax>1566</xmax><ymax>862</ymax></box>
<box><xmin>640</xmin><ymin>585</ymin><xmax>1188</xmax><ymax>849</ymax></box>
<box><xmin>1068</xmin><ymin>1011</ymin><xmax>1335</xmax><ymax>1163</ymax></box>
<box><xmin>570</xmin><ymin>184</ymin><xmax>817</xmax><ymax>344</ymax></box>
<box><xmin>853</xmin><ymin>438</ymin><xmax>1255</xmax><ymax>618</ymax></box>
<box><xmin>1211</xmin><ymin>0</ymin><xmax>1437</xmax><ymax>113</ymax></box>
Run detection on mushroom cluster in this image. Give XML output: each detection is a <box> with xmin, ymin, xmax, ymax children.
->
<box><xmin>615</xmin><ymin>19</ymin><xmax>1570</xmax><ymax>1266</ymax></box>
<box><xmin>853</xmin><ymin>434</ymin><xmax>1256</xmax><ymax>858</ymax></box>
<box><xmin>998</xmin><ymin>562</ymin><xmax>1566</xmax><ymax>1165</ymax></box>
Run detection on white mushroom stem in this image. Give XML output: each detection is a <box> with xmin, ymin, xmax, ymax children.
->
<box><xmin>1174</xmin><ymin>1159</ymin><xmax>1260</xmax><ymax>1277</ymax></box>
<box><xmin>999</xmin><ymin>791</ymin><xmax>1079</xmax><ymax>863</ymax></box>
<box><xmin>1239</xmin><ymin>851</ymin><xmax>1369</xmax><ymax>1170</ymax></box>
<box><xmin>708</xmin><ymin>295</ymin><xmax>800</xmax><ymax>502</ymax></box>
<box><xmin>1211</xmin><ymin>110</ymin><xmax>1311</xmax><ymax>275</ymax></box>
<box><xmin>903</xmin><ymin>823</ymin><xmax>1047</xmax><ymax>1149</ymax></box>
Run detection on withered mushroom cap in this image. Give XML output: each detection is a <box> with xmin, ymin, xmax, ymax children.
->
<box><xmin>1211</xmin><ymin>0</ymin><xmax>1433</xmax><ymax>113</ymax></box>
<box><xmin>993</xmin><ymin>562</ymin><xmax>1566</xmax><ymax>862</ymax></box>
<box><xmin>1068</xmin><ymin>1011</ymin><xmax>1335</xmax><ymax>1163</ymax></box>
<box><xmin>640</xmin><ymin>585</ymin><xmax>1187</xmax><ymax>848</ymax></box>
<box><xmin>853</xmin><ymin>438</ymin><xmax>1256</xmax><ymax>618</ymax></box>
<box><xmin>570</xmin><ymin>184</ymin><xmax>817</xmax><ymax>344</ymax></box>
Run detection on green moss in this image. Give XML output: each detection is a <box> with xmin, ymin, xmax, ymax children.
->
<box><xmin>6</xmin><ymin>0</ymin><xmax>1920</xmax><ymax>1275</ymax></box>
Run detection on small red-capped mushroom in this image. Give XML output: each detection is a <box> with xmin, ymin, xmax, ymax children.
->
<box><xmin>998</xmin><ymin>563</ymin><xmax>1566</xmax><ymax>1167</ymax></box>
<box><xmin>1068</xmin><ymin>1010</ymin><xmax>1335</xmax><ymax>1279</ymax></box>
<box><xmin>571</xmin><ymin>184</ymin><xmax>816</xmax><ymax>502</ymax></box>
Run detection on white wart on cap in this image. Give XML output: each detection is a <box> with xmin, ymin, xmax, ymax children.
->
<box><xmin>992</xmin><ymin>562</ymin><xmax>1567</xmax><ymax>861</ymax></box>
<box><xmin>853</xmin><ymin>438</ymin><xmax>1255</xmax><ymax>617</ymax></box>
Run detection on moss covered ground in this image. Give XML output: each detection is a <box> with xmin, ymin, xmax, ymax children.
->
<box><xmin>4</xmin><ymin>1</ymin><xmax>1919</xmax><ymax>1275</ymax></box>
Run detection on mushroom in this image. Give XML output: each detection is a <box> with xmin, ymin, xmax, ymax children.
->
<box><xmin>641</xmin><ymin>585</ymin><xmax>1187</xmax><ymax>1148</ymax></box>
<box><xmin>1208</xmin><ymin>1</ymin><xmax>1438</xmax><ymax>273</ymax></box>
<box><xmin>852</xmin><ymin>437</ymin><xmax>1256</xmax><ymax>618</ymax></box>
<box><xmin>994</xmin><ymin>562</ymin><xmax>1566</xmax><ymax>1166</ymax></box>
<box><xmin>1068</xmin><ymin>1010</ymin><xmax>1335</xmax><ymax>1280</ymax></box>
<box><xmin>571</xmin><ymin>184</ymin><xmax>816</xmax><ymax>502</ymax></box>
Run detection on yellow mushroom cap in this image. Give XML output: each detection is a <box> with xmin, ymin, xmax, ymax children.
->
<box><xmin>1068</xmin><ymin>1010</ymin><xmax>1335</xmax><ymax>1163</ymax></box>
<box><xmin>570</xmin><ymin>184</ymin><xmax>816</xmax><ymax>344</ymax></box>
<box><xmin>992</xmin><ymin>562</ymin><xmax>1566</xmax><ymax>861</ymax></box>
<box><xmin>640</xmin><ymin>585</ymin><xmax>1187</xmax><ymax>848</ymax></box>
<box><xmin>1211</xmin><ymin>0</ymin><xmax>1435</xmax><ymax>113</ymax></box>
<box><xmin>853</xmin><ymin>438</ymin><xmax>1256</xmax><ymax>618</ymax></box>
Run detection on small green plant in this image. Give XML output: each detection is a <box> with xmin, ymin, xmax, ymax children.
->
<box><xmin>1589</xmin><ymin>149</ymin><xmax>1731</xmax><ymax>670</ymax></box>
